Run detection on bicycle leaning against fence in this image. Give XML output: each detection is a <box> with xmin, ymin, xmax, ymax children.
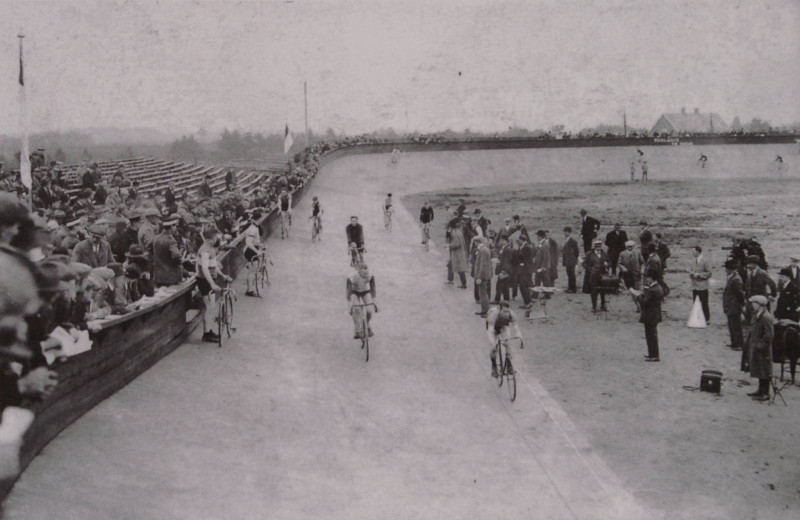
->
<box><xmin>253</xmin><ymin>249</ymin><xmax>272</xmax><ymax>297</ymax></box>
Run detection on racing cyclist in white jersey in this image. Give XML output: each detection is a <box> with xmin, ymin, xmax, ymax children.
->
<box><xmin>486</xmin><ymin>301</ymin><xmax>523</xmax><ymax>378</ymax></box>
<box><xmin>346</xmin><ymin>263</ymin><xmax>379</xmax><ymax>339</ymax></box>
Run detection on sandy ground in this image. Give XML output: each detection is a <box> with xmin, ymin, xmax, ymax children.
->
<box><xmin>3</xmin><ymin>146</ymin><xmax>800</xmax><ymax>520</ymax></box>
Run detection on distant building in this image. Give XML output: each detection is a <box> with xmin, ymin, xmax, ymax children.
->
<box><xmin>651</xmin><ymin>108</ymin><xmax>728</xmax><ymax>134</ymax></box>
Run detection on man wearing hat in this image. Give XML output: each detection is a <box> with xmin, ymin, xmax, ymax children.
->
<box><xmin>618</xmin><ymin>240</ymin><xmax>644</xmax><ymax>291</ymax></box>
<box><xmin>633</xmin><ymin>267</ymin><xmax>666</xmax><ymax>362</ymax></box>
<box><xmin>774</xmin><ymin>267</ymin><xmax>800</xmax><ymax>322</ymax></box>
<box><xmin>579</xmin><ymin>209</ymin><xmax>601</xmax><ymax>253</ymax></box>
<box><xmin>138</xmin><ymin>207</ymin><xmax>160</xmax><ymax>254</ymax></box>
<box><xmin>604</xmin><ymin>223</ymin><xmax>628</xmax><ymax>275</ymax></box>
<box><xmin>744</xmin><ymin>254</ymin><xmax>776</xmax><ymax>323</ymax></box>
<box><xmin>744</xmin><ymin>295</ymin><xmax>774</xmax><ymax>401</ymax></box>
<box><xmin>533</xmin><ymin>230</ymin><xmax>551</xmax><ymax>291</ymax></box>
<box><xmin>152</xmin><ymin>215</ymin><xmax>184</xmax><ymax>287</ymax></box>
<box><xmin>473</xmin><ymin>209</ymin><xmax>489</xmax><ymax>237</ymax></box>
<box><xmin>493</xmin><ymin>236</ymin><xmax>514</xmax><ymax>303</ymax></box>
<box><xmin>689</xmin><ymin>245</ymin><xmax>712</xmax><ymax>323</ymax></box>
<box><xmin>584</xmin><ymin>239</ymin><xmax>610</xmax><ymax>313</ymax></box>
<box><xmin>473</xmin><ymin>237</ymin><xmax>493</xmax><ymax>317</ymax></box>
<box><xmin>71</xmin><ymin>223</ymin><xmax>113</xmax><ymax>268</ymax></box>
<box><xmin>496</xmin><ymin>217</ymin><xmax>515</xmax><ymax>246</ymax></box>
<box><xmin>562</xmin><ymin>226</ymin><xmax>580</xmax><ymax>293</ymax></box>
<box><xmin>638</xmin><ymin>220</ymin><xmax>653</xmax><ymax>254</ymax></box>
<box><xmin>722</xmin><ymin>259</ymin><xmax>746</xmax><ymax>351</ymax></box>
<box><xmin>787</xmin><ymin>255</ymin><xmax>800</xmax><ymax>288</ymax></box>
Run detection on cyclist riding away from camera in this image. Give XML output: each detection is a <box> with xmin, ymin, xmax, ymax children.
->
<box><xmin>346</xmin><ymin>215</ymin><xmax>365</xmax><ymax>265</ymax></box>
<box><xmin>279</xmin><ymin>188</ymin><xmax>292</xmax><ymax>238</ymax></box>
<box><xmin>243</xmin><ymin>211</ymin><xmax>262</xmax><ymax>297</ymax></box>
<box><xmin>383</xmin><ymin>193</ymin><xmax>394</xmax><ymax>231</ymax></box>
<box><xmin>346</xmin><ymin>263</ymin><xmax>378</xmax><ymax>339</ymax></box>
<box><xmin>487</xmin><ymin>301</ymin><xmax>523</xmax><ymax>378</ymax></box>
<box><xmin>310</xmin><ymin>195</ymin><xmax>323</xmax><ymax>242</ymax></box>
<box><xmin>419</xmin><ymin>200</ymin><xmax>434</xmax><ymax>247</ymax></box>
<box><xmin>196</xmin><ymin>227</ymin><xmax>233</xmax><ymax>342</ymax></box>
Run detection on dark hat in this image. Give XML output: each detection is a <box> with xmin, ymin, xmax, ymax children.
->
<box><xmin>746</xmin><ymin>255</ymin><xmax>760</xmax><ymax>264</ymax></box>
<box><xmin>645</xmin><ymin>267</ymin><xmax>660</xmax><ymax>279</ymax></box>
<box><xmin>779</xmin><ymin>267</ymin><xmax>793</xmax><ymax>277</ymax></box>
<box><xmin>655</xmin><ymin>232</ymin><xmax>663</xmax><ymax>239</ymax></box>
<box><xmin>580</xmin><ymin>209</ymin><xmax>587</xmax><ymax>215</ymax></box>
<box><xmin>536</xmin><ymin>229</ymin><xmax>547</xmax><ymax>238</ymax></box>
<box><xmin>724</xmin><ymin>259</ymin><xmax>738</xmax><ymax>270</ymax></box>
<box><xmin>473</xmin><ymin>209</ymin><xmax>481</xmax><ymax>215</ymax></box>
<box><xmin>125</xmin><ymin>244</ymin><xmax>146</xmax><ymax>258</ymax></box>
<box><xmin>512</xmin><ymin>215</ymin><xmax>520</xmax><ymax>220</ymax></box>
<box><xmin>646</xmin><ymin>243</ymin><xmax>657</xmax><ymax>253</ymax></box>
<box><xmin>639</xmin><ymin>220</ymin><xmax>648</xmax><ymax>225</ymax></box>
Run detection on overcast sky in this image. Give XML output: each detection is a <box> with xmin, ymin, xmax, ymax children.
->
<box><xmin>0</xmin><ymin>0</ymin><xmax>798</xmax><ymax>136</ymax></box>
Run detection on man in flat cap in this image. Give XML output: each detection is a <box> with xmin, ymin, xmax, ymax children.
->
<box><xmin>71</xmin><ymin>224</ymin><xmax>113</xmax><ymax>268</ymax></box>
<box><xmin>744</xmin><ymin>295</ymin><xmax>773</xmax><ymax>401</ymax></box>
<box><xmin>744</xmin><ymin>254</ymin><xmax>776</xmax><ymax>324</ymax></box>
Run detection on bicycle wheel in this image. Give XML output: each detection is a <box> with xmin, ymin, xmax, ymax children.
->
<box><xmin>496</xmin><ymin>344</ymin><xmax>504</xmax><ymax>387</ymax></box>
<box><xmin>217</xmin><ymin>299</ymin><xmax>225</xmax><ymax>348</ymax></box>
<box><xmin>224</xmin><ymin>293</ymin><xmax>235</xmax><ymax>337</ymax></box>
<box><xmin>254</xmin><ymin>263</ymin><xmax>262</xmax><ymax>297</ymax></box>
<box><xmin>361</xmin><ymin>317</ymin><xmax>369</xmax><ymax>362</ymax></box>
<box><xmin>505</xmin><ymin>357</ymin><xmax>517</xmax><ymax>402</ymax></box>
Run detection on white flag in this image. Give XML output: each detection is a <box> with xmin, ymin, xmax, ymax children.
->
<box><xmin>284</xmin><ymin>124</ymin><xmax>294</xmax><ymax>154</ymax></box>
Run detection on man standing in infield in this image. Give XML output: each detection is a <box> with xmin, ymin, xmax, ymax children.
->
<box><xmin>562</xmin><ymin>226</ymin><xmax>580</xmax><ymax>293</ymax></box>
<box><xmin>579</xmin><ymin>209</ymin><xmax>601</xmax><ymax>253</ymax></box>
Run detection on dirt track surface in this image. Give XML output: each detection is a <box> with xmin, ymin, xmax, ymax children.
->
<box><xmin>4</xmin><ymin>147</ymin><xmax>800</xmax><ymax>519</ymax></box>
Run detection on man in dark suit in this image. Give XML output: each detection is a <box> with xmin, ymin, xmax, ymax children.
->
<box><xmin>744</xmin><ymin>254</ymin><xmax>776</xmax><ymax>322</ymax></box>
<box><xmin>533</xmin><ymin>230</ymin><xmax>551</xmax><ymax>291</ymax></box>
<box><xmin>562</xmin><ymin>226</ymin><xmax>580</xmax><ymax>293</ymax></box>
<box><xmin>654</xmin><ymin>233</ymin><xmax>671</xmax><ymax>270</ymax></box>
<box><xmin>744</xmin><ymin>295</ymin><xmax>774</xmax><ymax>401</ymax></box>
<box><xmin>516</xmin><ymin>235</ymin><xmax>535</xmax><ymax>308</ymax></box>
<box><xmin>604</xmin><ymin>222</ymin><xmax>628</xmax><ymax>275</ymax></box>
<box><xmin>579</xmin><ymin>209</ymin><xmax>601</xmax><ymax>253</ymax></box>
<box><xmin>634</xmin><ymin>267</ymin><xmax>665</xmax><ymax>362</ymax></box>
<box><xmin>584</xmin><ymin>239</ymin><xmax>610</xmax><ymax>312</ymax></box>
<box><xmin>723</xmin><ymin>259</ymin><xmax>745</xmax><ymax>351</ymax></box>
<box><xmin>493</xmin><ymin>236</ymin><xmax>514</xmax><ymax>303</ymax></box>
<box><xmin>546</xmin><ymin>230</ymin><xmax>559</xmax><ymax>288</ymax></box>
<box><xmin>638</xmin><ymin>220</ymin><xmax>653</xmax><ymax>254</ymax></box>
<box><xmin>163</xmin><ymin>182</ymin><xmax>178</xmax><ymax>214</ymax></box>
<box><xmin>152</xmin><ymin>216</ymin><xmax>184</xmax><ymax>286</ymax></box>
<box><xmin>71</xmin><ymin>224</ymin><xmax>114</xmax><ymax>267</ymax></box>
<box><xmin>473</xmin><ymin>209</ymin><xmax>489</xmax><ymax>236</ymax></box>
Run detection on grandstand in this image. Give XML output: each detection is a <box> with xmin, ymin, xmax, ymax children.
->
<box><xmin>57</xmin><ymin>156</ymin><xmax>289</xmax><ymax>203</ymax></box>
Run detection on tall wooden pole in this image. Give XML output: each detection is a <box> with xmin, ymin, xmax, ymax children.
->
<box><xmin>304</xmin><ymin>81</ymin><xmax>309</xmax><ymax>147</ymax></box>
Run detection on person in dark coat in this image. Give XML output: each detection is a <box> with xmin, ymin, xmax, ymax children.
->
<box><xmin>533</xmin><ymin>230</ymin><xmax>551</xmax><ymax>292</ymax></box>
<box><xmin>198</xmin><ymin>175</ymin><xmax>214</xmax><ymax>199</ymax></box>
<box><xmin>583</xmin><ymin>239</ymin><xmax>610</xmax><ymax>312</ymax></box>
<box><xmin>473</xmin><ymin>237</ymin><xmax>493</xmax><ymax>316</ymax></box>
<box><xmin>638</xmin><ymin>220</ymin><xmax>653</xmax><ymax>254</ymax></box>
<box><xmin>722</xmin><ymin>259</ymin><xmax>746</xmax><ymax>352</ymax></box>
<box><xmin>493</xmin><ymin>236</ymin><xmax>514</xmax><ymax>303</ymax></box>
<box><xmin>604</xmin><ymin>223</ymin><xmax>628</xmax><ymax>275</ymax></box>
<box><xmin>634</xmin><ymin>267</ymin><xmax>665</xmax><ymax>361</ymax></box>
<box><xmin>447</xmin><ymin>223</ymin><xmax>469</xmax><ymax>288</ymax></box>
<box><xmin>744</xmin><ymin>255</ymin><xmax>777</xmax><ymax>323</ymax></box>
<box><xmin>93</xmin><ymin>182</ymin><xmax>108</xmax><ymax>206</ymax></box>
<box><xmin>546</xmin><ymin>230</ymin><xmax>559</xmax><ymax>287</ymax></box>
<box><xmin>774</xmin><ymin>267</ymin><xmax>800</xmax><ymax>322</ymax></box>
<box><xmin>643</xmin><ymin>243</ymin><xmax>663</xmax><ymax>283</ymax></box>
<box><xmin>152</xmin><ymin>216</ymin><xmax>183</xmax><ymax>286</ymax></box>
<box><xmin>579</xmin><ymin>209</ymin><xmax>601</xmax><ymax>253</ymax></box>
<box><xmin>654</xmin><ymin>233</ymin><xmax>671</xmax><ymax>270</ymax></box>
<box><xmin>744</xmin><ymin>295</ymin><xmax>773</xmax><ymax>401</ymax></box>
<box><xmin>516</xmin><ymin>235</ymin><xmax>535</xmax><ymax>308</ymax></box>
<box><xmin>163</xmin><ymin>183</ymin><xmax>178</xmax><ymax>214</ymax></box>
<box><xmin>562</xmin><ymin>226</ymin><xmax>580</xmax><ymax>293</ymax></box>
<box><xmin>71</xmin><ymin>224</ymin><xmax>114</xmax><ymax>267</ymax></box>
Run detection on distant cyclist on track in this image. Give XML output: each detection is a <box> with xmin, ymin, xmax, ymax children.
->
<box><xmin>346</xmin><ymin>216</ymin><xmax>365</xmax><ymax>266</ymax></box>
<box><xmin>309</xmin><ymin>195</ymin><xmax>323</xmax><ymax>241</ymax></box>
<box><xmin>419</xmin><ymin>200</ymin><xmax>434</xmax><ymax>246</ymax></box>
<box><xmin>486</xmin><ymin>301</ymin><xmax>523</xmax><ymax>378</ymax></box>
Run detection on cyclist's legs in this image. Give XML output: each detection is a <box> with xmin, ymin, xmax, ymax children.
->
<box><xmin>203</xmin><ymin>292</ymin><xmax>217</xmax><ymax>333</ymax></box>
<box><xmin>384</xmin><ymin>210</ymin><xmax>390</xmax><ymax>228</ymax></box>
<box><xmin>349</xmin><ymin>294</ymin><xmax>364</xmax><ymax>334</ymax></box>
<box><xmin>246</xmin><ymin>258</ymin><xmax>258</xmax><ymax>290</ymax></box>
<box><xmin>421</xmin><ymin>223</ymin><xmax>430</xmax><ymax>243</ymax></box>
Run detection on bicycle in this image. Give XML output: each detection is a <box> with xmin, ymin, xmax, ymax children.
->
<box><xmin>216</xmin><ymin>282</ymin><xmax>237</xmax><ymax>347</ymax></box>
<box><xmin>253</xmin><ymin>250</ymin><xmax>272</xmax><ymax>297</ymax></box>
<box><xmin>349</xmin><ymin>244</ymin><xmax>365</xmax><ymax>268</ymax></box>
<box><xmin>310</xmin><ymin>214</ymin><xmax>322</xmax><ymax>242</ymax></box>
<box><xmin>495</xmin><ymin>336</ymin><xmax>523</xmax><ymax>401</ymax></box>
<box><xmin>351</xmin><ymin>301</ymin><xmax>377</xmax><ymax>362</ymax></box>
<box><xmin>280</xmin><ymin>211</ymin><xmax>291</xmax><ymax>239</ymax></box>
<box><xmin>421</xmin><ymin>222</ymin><xmax>431</xmax><ymax>251</ymax></box>
<box><xmin>384</xmin><ymin>209</ymin><xmax>393</xmax><ymax>231</ymax></box>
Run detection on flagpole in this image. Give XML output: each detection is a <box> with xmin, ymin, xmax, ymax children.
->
<box><xmin>18</xmin><ymin>33</ymin><xmax>32</xmax><ymax>208</ymax></box>
<box><xmin>304</xmin><ymin>81</ymin><xmax>309</xmax><ymax>148</ymax></box>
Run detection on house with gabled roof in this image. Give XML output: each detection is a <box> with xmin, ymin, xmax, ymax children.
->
<box><xmin>651</xmin><ymin>108</ymin><xmax>728</xmax><ymax>134</ymax></box>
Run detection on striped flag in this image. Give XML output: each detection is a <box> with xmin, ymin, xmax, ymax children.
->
<box><xmin>18</xmin><ymin>36</ymin><xmax>31</xmax><ymax>192</ymax></box>
<box><xmin>283</xmin><ymin>124</ymin><xmax>294</xmax><ymax>154</ymax></box>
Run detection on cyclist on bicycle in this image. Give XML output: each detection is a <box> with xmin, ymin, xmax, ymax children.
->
<box><xmin>419</xmin><ymin>200</ymin><xmax>434</xmax><ymax>245</ymax></box>
<box><xmin>278</xmin><ymin>188</ymin><xmax>292</xmax><ymax>236</ymax></box>
<box><xmin>242</xmin><ymin>211</ymin><xmax>263</xmax><ymax>297</ymax></box>
<box><xmin>346</xmin><ymin>263</ymin><xmax>379</xmax><ymax>339</ymax></box>
<box><xmin>309</xmin><ymin>195</ymin><xmax>323</xmax><ymax>240</ymax></box>
<box><xmin>486</xmin><ymin>301</ymin><xmax>523</xmax><ymax>378</ymax></box>
<box><xmin>346</xmin><ymin>216</ymin><xmax>365</xmax><ymax>263</ymax></box>
<box><xmin>196</xmin><ymin>227</ymin><xmax>233</xmax><ymax>343</ymax></box>
<box><xmin>383</xmin><ymin>193</ymin><xmax>393</xmax><ymax>229</ymax></box>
